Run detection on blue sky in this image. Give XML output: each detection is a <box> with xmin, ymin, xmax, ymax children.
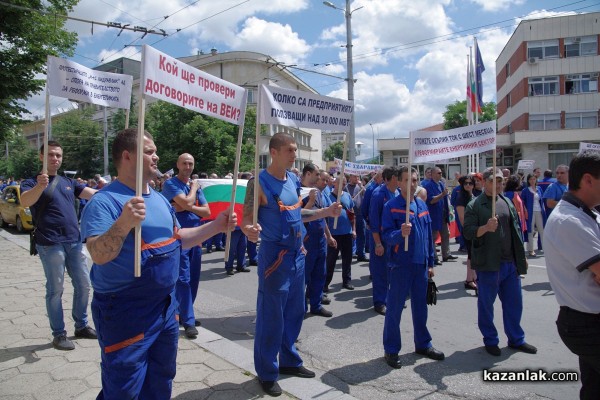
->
<box><xmin>27</xmin><ymin>0</ymin><xmax>600</xmax><ymax>159</ymax></box>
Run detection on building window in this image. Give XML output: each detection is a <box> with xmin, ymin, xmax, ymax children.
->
<box><xmin>529</xmin><ymin>113</ymin><xmax>560</xmax><ymax>131</ymax></box>
<box><xmin>565</xmin><ymin>112</ymin><xmax>598</xmax><ymax>129</ymax></box>
<box><xmin>247</xmin><ymin>88</ymin><xmax>256</xmax><ymax>104</ymax></box>
<box><xmin>259</xmin><ymin>154</ymin><xmax>269</xmax><ymax>169</ymax></box>
<box><xmin>565</xmin><ymin>73</ymin><xmax>599</xmax><ymax>94</ymax></box>
<box><xmin>564</xmin><ymin>36</ymin><xmax>597</xmax><ymax>58</ymax></box>
<box><xmin>505</xmin><ymin>62</ymin><xmax>510</xmax><ymax>77</ymax></box>
<box><xmin>506</xmin><ymin>93</ymin><xmax>511</xmax><ymax>108</ymax></box>
<box><xmin>548</xmin><ymin>143</ymin><xmax>578</xmax><ymax>170</ymax></box>
<box><xmin>528</xmin><ymin>76</ymin><xmax>559</xmax><ymax>96</ymax></box>
<box><xmin>527</xmin><ymin>40</ymin><xmax>559</xmax><ymax>60</ymax></box>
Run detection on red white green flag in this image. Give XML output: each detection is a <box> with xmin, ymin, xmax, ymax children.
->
<box><xmin>198</xmin><ymin>179</ymin><xmax>247</xmax><ymax>224</ymax></box>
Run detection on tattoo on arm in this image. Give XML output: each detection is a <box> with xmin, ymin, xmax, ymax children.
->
<box><xmin>87</xmin><ymin>224</ymin><xmax>130</xmax><ymax>264</ymax></box>
<box><xmin>243</xmin><ymin>179</ymin><xmax>255</xmax><ymax>224</ymax></box>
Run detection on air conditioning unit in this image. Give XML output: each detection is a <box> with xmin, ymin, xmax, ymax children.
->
<box><xmin>528</xmin><ymin>57</ymin><xmax>538</xmax><ymax>64</ymax></box>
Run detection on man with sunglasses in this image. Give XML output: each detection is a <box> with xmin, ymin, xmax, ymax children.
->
<box><xmin>463</xmin><ymin>167</ymin><xmax>537</xmax><ymax>357</ymax></box>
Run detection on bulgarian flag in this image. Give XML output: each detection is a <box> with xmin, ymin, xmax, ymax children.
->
<box><xmin>198</xmin><ymin>179</ymin><xmax>248</xmax><ymax>225</ymax></box>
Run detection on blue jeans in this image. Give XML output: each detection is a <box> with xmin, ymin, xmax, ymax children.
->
<box><xmin>36</xmin><ymin>242</ymin><xmax>91</xmax><ymax>337</ymax></box>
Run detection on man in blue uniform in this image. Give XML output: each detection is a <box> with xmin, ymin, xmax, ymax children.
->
<box><xmin>21</xmin><ymin>141</ymin><xmax>98</xmax><ymax>351</ymax></box>
<box><xmin>80</xmin><ymin>128</ymin><xmax>235</xmax><ymax>400</ymax></box>
<box><xmin>424</xmin><ymin>167</ymin><xmax>457</xmax><ymax>265</ymax></box>
<box><xmin>381</xmin><ymin>166</ymin><xmax>445</xmax><ymax>368</ymax></box>
<box><xmin>161</xmin><ymin>153</ymin><xmax>211</xmax><ymax>338</ymax></box>
<box><xmin>368</xmin><ymin>167</ymin><xmax>399</xmax><ymax>315</ymax></box>
<box><xmin>543</xmin><ymin>164</ymin><xmax>568</xmax><ymax>215</ymax></box>
<box><xmin>242</xmin><ymin>133</ymin><xmax>341</xmax><ymax>397</ymax></box>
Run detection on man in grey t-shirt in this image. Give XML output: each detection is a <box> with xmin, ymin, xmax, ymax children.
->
<box><xmin>545</xmin><ymin>151</ymin><xmax>600</xmax><ymax>400</ymax></box>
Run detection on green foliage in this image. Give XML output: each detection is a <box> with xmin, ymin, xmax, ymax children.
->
<box><xmin>144</xmin><ymin>101</ymin><xmax>256</xmax><ymax>176</ymax></box>
<box><xmin>323</xmin><ymin>141</ymin><xmax>345</xmax><ymax>162</ymax></box>
<box><xmin>0</xmin><ymin>134</ymin><xmax>39</xmax><ymax>179</ymax></box>
<box><xmin>51</xmin><ymin>108</ymin><xmax>103</xmax><ymax>178</ymax></box>
<box><xmin>0</xmin><ymin>0</ymin><xmax>80</xmax><ymax>140</ymax></box>
<box><xmin>443</xmin><ymin>100</ymin><xmax>497</xmax><ymax>130</ymax></box>
<box><xmin>110</xmin><ymin>96</ymin><xmax>138</xmax><ymax>132</ymax></box>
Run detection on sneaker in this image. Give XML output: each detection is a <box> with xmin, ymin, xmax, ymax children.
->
<box><xmin>52</xmin><ymin>334</ymin><xmax>75</xmax><ymax>351</ymax></box>
<box><xmin>260</xmin><ymin>380</ymin><xmax>282</xmax><ymax>397</ymax></box>
<box><xmin>184</xmin><ymin>325</ymin><xmax>198</xmax><ymax>339</ymax></box>
<box><xmin>74</xmin><ymin>326</ymin><xmax>97</xmax><ymax>339</ymax></box>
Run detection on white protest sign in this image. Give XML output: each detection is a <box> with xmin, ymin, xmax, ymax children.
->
<box><xmin>334</xmin><ymin>158</ymin><xmax>384</xmax><ymax>176</ymax></box>
<box><xmin>578</xmin><ymin>142</ymin><xmax>600</xmax><ymax>154</ymax></box>
<box><xmin>142</xmin><ymin>45</ymin><xmax>246</xmax><ymax>125</ymax></box>
<box><xmin>517</xmin><ymin>160</ymin><xmax>535</xmax><ymax>170</ymax></box>
<box><xmin>47</xmin><ymin>56</ymin><xmax>133</xmax><ymax>109</ymax></box>
<box><xmin>259</xmin><ymin>84</ymin><xmax>353</xmax><ymax>131</ymax></box>
<box><xmin>409</xmin><ymin>120</ymin><xmax>496</xmax><ymax>164</ymax></box>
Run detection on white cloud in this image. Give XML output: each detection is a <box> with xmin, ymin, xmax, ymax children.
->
<box><xmin>470</xmin><ymin>0</ymin><xmax>525</xmax><ymax>12</ymax></box>
<box><xmin>96</xmin><ymin>47</ymin><xmax>142</xmax><ymax>64</ymax></box>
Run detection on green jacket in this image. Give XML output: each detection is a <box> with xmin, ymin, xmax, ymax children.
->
<box><xmin>463</xmin><ymin>193</ymin><xmax>527</xmax><ymax>274</ymax></box>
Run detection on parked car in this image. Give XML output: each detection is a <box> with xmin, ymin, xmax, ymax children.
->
<box><xmin>0</xmin><ymin>185</ymin><xmax>34</xmax><ymax>232</ymax></box>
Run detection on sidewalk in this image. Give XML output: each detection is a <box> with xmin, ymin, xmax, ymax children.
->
<box><xmin>0</xmin><ymin>230</ymin><xmax>355</xmax><ymax>400</ymax></box>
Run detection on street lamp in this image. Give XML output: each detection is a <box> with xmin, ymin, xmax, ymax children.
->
<box><xmin>323</xmin><ymin>0</ymin><xmax>363</xmax><ymax>162</ymax></box>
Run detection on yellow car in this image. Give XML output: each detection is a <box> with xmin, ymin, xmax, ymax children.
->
<box><xmin>0</xmin><ymin>185</ymin><xmax>34</xmax><ymax>232</ymax></box>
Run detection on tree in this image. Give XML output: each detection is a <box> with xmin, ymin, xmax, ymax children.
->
<box><xmin>323</xmin><ymin>141</ymin><xmax>345</xmax><ymax>162</ymax></box>
<box><xmin>0</xmin><ymin>134</ymin><xmax>39</xmax><ymax>179</ymax></box>
<box><xmin>443</xmin><ymin>100</ymin><xmax>496</xmax><ymax>130</ymax></box>
<box><xmin>52</xmin><ymin>108</ymin><xmax>103</xmax><ymax>178</ymax></box>
<box><xmin>0</xmin><ymin>0</ymin><xmax>79</xmax><ymax>139</ymax></box>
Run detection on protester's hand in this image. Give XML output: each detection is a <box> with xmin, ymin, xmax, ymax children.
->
<box><xmin>36</xmin><ymin>173</ymin><xmax>49</xmax><ymax>190</ymax></box>
<box><xmin>401</xmin><ymin>222</ymin><xmax>412</xmax><ymax>238</ymax></box>
<box><xmin>308</xmin><ymin>188</ymin><xmax>318</xmax><ymax>202</ymax></box>
<box><xmin>171</xmin><ymin>202</ymin><xmax>184</xmax><ymax>213</ymax></box>
<box><xmin>352</xmin><ymin>230</ymin><xmax>356</xmax><ymax>239</ymax></box>
<box><xmin>192</xmin><ymin>179</ymin><xmax>202</xmax><ymax>190</ymax></box>
<box><xmin>428</xmin><ymin>267</ymin><xmax>435</xmax><ymax>278</ymax></box>
<box><xmin>215</xmin><ymin>210</ymin><xmax>237</xmax><ymax>232</ymax></box>
<box><xmin>375</xmin><ymin>243</ymin><xmax>384</xmax><ymax>257</ymax></box>
<box><xmin>327</xmin><ymin>202</ymin><xmax>342</xmax><ymax>217</ymax></box>
<box><xmin>243</xmin><ymin>223</ymin><xmax>262</xmax><ymax>243</ymax></box>
<box><xmin>485</xmin><ymin>217</ymin><xmax>498</xmax><ymax>233</ymax></box>
<box><xmin>442</xmin><ymin>187</ymin><xmax>449</xmax><ymax>196</ymax></box>
<box><xmin>326</xmin><ymin>235</ymin><xmax>337</xmax><ymax>248</ymax></box>
<box><xmin>121</xmin><ymin>197</ymin><xmax>145</xmax><ymax>229</ymax></box>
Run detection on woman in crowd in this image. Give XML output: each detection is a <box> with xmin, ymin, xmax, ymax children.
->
<box><xmin>454</xmin><ymin>175</ymin><xmax>477</xmax><ymax>294</ymax></box>
<box><xmin>503</xmin><ymin>175</ymin><xmax>527</xmax><ymax>240</ymax></box>
<box><xmin>521</xmin><ymin>173</ymin><xmax>546</xmax><ymax>257</ymax></box>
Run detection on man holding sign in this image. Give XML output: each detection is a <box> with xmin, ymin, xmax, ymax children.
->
<box><xmin>242</xmin><ymin>133</ymin><xmax>341</xmax><ymax>397</ymax></box>
<box><xmin>80</xmin><ymin>128</ymin><xmax>236</xmax><ymax>399</ymax></box>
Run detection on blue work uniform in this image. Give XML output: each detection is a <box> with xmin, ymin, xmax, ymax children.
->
<box><xmin>255</xmin><ymin>170</ymin><xmax>306</xmax><ymax>382</ymax></box>
<box><xmin>81</xmin><ymin>180</ymin><xmax>181</xmax><ymax>400</ymax></box>
<box><xmin>226</xmin><ymin>226</ymin><xmax>247</xmax><ymax>271</ymax></box>
<box><xmin>161</xmin><ymin>176</ymin><xmax>207</xmax><ymax>328</ymax></box>
<box><xmin>303</xmin><ymin>189</ymin><xmax>328</xmax><ymax>313</ymax></box>
<box><xmin>368</xmin><ymin>184</ymin><xmax>398</xmax><ymax>308</ymax></box>
<box><xmin>382</xmin><ymin>194</ymin><xmax>435</xmax><ymax>355</ymax></box>
<box><xmin>325</xmin><ymin>191</ymin><xmax>354</xmax><ymax>288</ymax></box>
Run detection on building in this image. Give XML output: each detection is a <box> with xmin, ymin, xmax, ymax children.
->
<box><xmin>496</xmin><ymin>12</ymin><xmax>600</xmax><ymax>171</ymax></box>
<box><xmin>20</xmin><ymin>50</ymin><xmax>323</xmax><ymax>170</ymax></box>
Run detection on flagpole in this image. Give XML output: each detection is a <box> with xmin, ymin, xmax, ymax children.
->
<box><xmin>492</xmin><ymin>148</ymin><xmax>497</xmax><ymax>217</ymax></box>
<box><xmin>252</xmin><ymin>85</ymin><xmax>262</xmax><ymax>230</ymax></box>
<box><xmin>404</xmin><ymin>162</ymin><xmax>411</xmax><ymax>251</ymax></box>
<box><xmin>224</xmin><ymin>93</ymin><xmax>248</xmax><ymax>262</ymax></box>
<box><xmin>125</xmin><ymin>109</ymin><xmax>130</xmax><ymax>129</ymax></box>
<box><xmin>333</xmin><ymin>134</ymin><xmax>349</xmax><ymax>229</ymax></box>
<box><xmin>133</xmin><ymin>45</ymin><xmax>148</xmax><ymax>278</ymax></box>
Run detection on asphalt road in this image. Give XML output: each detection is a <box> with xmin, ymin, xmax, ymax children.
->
<box><xmin>2</xmin><ymin>226</ymin><xmax>580</xmax><ymax>399</ymax></box>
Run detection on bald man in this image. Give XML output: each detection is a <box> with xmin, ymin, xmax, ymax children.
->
<box><xmin>161</xmin><ymin>153</ymin><xmax>211</xmax><ymax>338</ymax></box>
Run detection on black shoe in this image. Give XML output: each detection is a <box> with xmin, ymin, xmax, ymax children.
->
<box><xmin>415</xmin><ymin>346</ymin><xmax>445</xmax><ymax>360</ymax></box>
<box><xmin>260</xmin><ymin>380</ymin><xmax>282</xmax><ymax>397</ymax></box>
<box><xmin>310</xmin><ymin>307</ymin><xmax>333</xmax><ymax>317</ymax></box>
<box><xmin>384</xmin><ymin>353</ymin><xmax>401</xmax><ymax>369</ymax></box>
<box><xmin>485</xmin><ymin>345</ymin><xmax>502</xmax><ymax>356</ymax></box>
<box><xmin>374</xmin><ymin>305</ymin><xmax>386</xmax><ymax>315</ymax></box>
<box><xmin>226</xmin><ymin>269</ymin><xmax>235</xmax><ymax>276</ymax></box>
<box><xmin>342</xmin><ymin>283</ymin><xmax>355</xmax><ymax>290</ymax></box>
<box><xmin>215</xmin><ymin>247</ymin><xmax>225</xmax><ymax>251</ymax></box>
<box><xmin>194</xmin><ymin>319</ymin><xmax>202</xmax><ymax>327</ymax></box>
<box><xmin>323</xmin><ymin>286</ymin><xmax>330</xmax><ymax>293</ymax></box>
<box><xmin>357</xmin><ymin>256</ymin><xmax>369</xmax><ymax>262</ymax></box>
<box><xmin>443</xmin><ymin>255</ymin><xmax>458</xmax><ymax>261</ymax></box>
<box><xmin>236</xmin><ymin>266</ymin><xmax>251</xmax><ymax>272</ymax></box>
<box><xmin>205</xmin><ymin>248</ymin><xmax>212</xmax><ymax>253</ymax></box>
<box><xmin>509</xmin><ymin>343</ymin><xmax>537</xmax><ymax>354</ymax></box>
<box><xmin>434</xmin><ymin>260</ymin><xmax>442</xmax><ymax>266</ymax></box>
<box><xmin>74</xmin><ymin>326</ymin><xmax>97</xmax><ymax>339</ymax></box>
<box><xmin>52</xmin><ymin>334</ymin><xmax>75</xmax><ymax>351</ymax></box>
<box><xmin>321</xmin><ymin>295</ymin><xmax>331</xmax><ymax>305</ymax></box>
<box><xmin>457</xmin><ymin>247</ymin><xmax>467</xmax><ymax>253</ymax></box>
<box><xmin>184</xmin><ymin>325</ymin><xmax>198</xmax><ymax>339</ymax></box>
<box><xmin>279</xmin><ymin>365</ymin><xmax>316</xmax><ymax>378</ymax></box>
<box><xmin>249</xmin><ymin>260</ymin><xmax>258</xmax><ymax>266</ymax></box>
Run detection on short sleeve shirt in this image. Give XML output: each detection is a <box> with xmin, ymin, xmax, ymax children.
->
<box><xmin>21</xmin><ymin>175</ymin><xmax>86</xmax><ymax>245</ymax></box>
<box><xmin>161</xmin><ymin>176</ymin><xmax>207</xmax><ymax>228</ymax></box>
<box><xmin>544</xmin><ymin>197</ymin><xmax>600</xmax><ymax>313</ymax></box>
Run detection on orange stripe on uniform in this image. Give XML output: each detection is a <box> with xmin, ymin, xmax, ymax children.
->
<box><xmin>141</xmin><ymin>237</ymin><xmax>177</xmax><ymax>250</ymax></box>
<box><xmin>418</xmin><ymin>211</ymin><xmax>429</xmax><ymax>218</ymax></box>
<box><xmin>278</xmin><ymin>197</ymin><xmax>302</xmax><ymax>211</ymax></box>
<box><xmin>104</xmin><ymin>333</ymin><xmax>144</xmax><ymax>354</ymax></box>
<box><xmin>390</xmin><ymin>208</ymin><xmax>414</xmax><ymax>215</ymax></box>
<box><xmin>265</xmin><ymin>249</ymin><xmax>288</xmax><ymax>279</ymax></box>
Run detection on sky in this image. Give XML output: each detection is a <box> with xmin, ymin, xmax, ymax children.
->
<box><xmin>23</xmin><ymin>0</ymin><xmax>600</xmax><ymax>160</ymax></box>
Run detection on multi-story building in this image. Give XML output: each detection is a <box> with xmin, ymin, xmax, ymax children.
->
<box><xmin>497</xmin><ymin>12</ymin><xmax>600</xmax><ymax>171</ymax></box>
